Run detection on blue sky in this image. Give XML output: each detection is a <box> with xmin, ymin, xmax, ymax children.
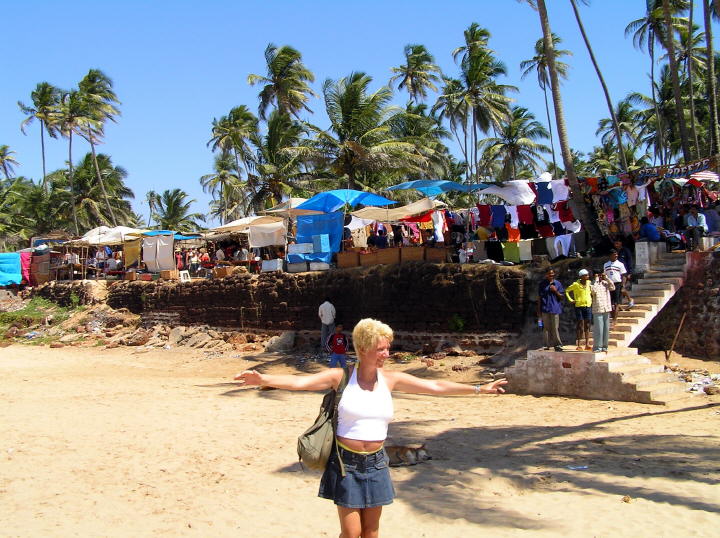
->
<box><xmin>2</xmin><ymin>1</ymin><xmax>714</xmax><ymax>227</ymax></box>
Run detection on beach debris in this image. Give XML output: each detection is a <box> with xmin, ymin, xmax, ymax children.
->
<box><xmin>451</xmin><ymin>364</ymin><xmax>469</xmax><ymax>372</ymax></box>
<box><xmin>264</xmin><ymin>331</ymin><xmax>296</xmax><ymax>353</ymax></box>
<box><xmin>621</xmin><ymin>495</ymin><xmax>632</xmax><ymax>503</ymax></box>
<box><xmin>566</xmin><ymin>465</ymin><xmax>589</xmax><ymax>470</ymax></box>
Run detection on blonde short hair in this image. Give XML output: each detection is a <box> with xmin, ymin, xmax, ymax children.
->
<box><xmin>352</xmin><ymin>318</ymin><xmax>394</xmax><ymax>357</ymax></box>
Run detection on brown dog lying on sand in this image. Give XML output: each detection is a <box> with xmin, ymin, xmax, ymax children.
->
<box><xmin>385</xmin><ymin>444</ymin><xmax>431</xmax><ymax>466</ymax></box>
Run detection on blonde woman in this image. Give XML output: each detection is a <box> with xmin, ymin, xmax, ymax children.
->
<box><xmin>235</xmin><ymin>318</ymin><xmax>507</xmax><ymax>538</ymax></box>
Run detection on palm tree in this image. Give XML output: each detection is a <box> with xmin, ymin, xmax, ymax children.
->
<box><xmin>432</xmin><ymin>77</ymin><xmax>471</xmax><ymax>181</ymax></box>
<box><xmin>570</xmin><ymin>0</ymin><xmax>629</xmax><ymax>171</ymax></box>
<box><xmin>145</xmin><ymin>190</ymin><xmax>159</xmax><ymax>227</ymax></box>
<box><xmin>528</xmin><ymin>0</ymin><xmax>602</xmax><ymax>246</ymax></box>
<box><xmin>78</xmin><ymin>69</ymin><xmax>121</xmax><ymax>226</ymax></box>
<box><xmin>18</xmin><ymin>82</ymin><xmax>60</xmax><ymax>191</ymax></box>
<box><xmin>152</xmin><ymin>189</ymin><xmax>206</xmax><ymax>232</ymax></box>
<box><xmin>68</xmin><ymin>153</ymin><xmax>135</xmax><ymax>230</ymax></box>
<box><xmin>479</xmin><ymin>106</ymin><xmax>550</xmax><ymax>180</ymax></box>
<box><xmin>520</xmin><ymin>34</ymin><xmax>571</xmax><ymax>177</ymax></box>
<box><xmin>704</xmin><ymin>0</ymin><xmax>720</xmax><ymax>153</ymax></box>
<box><xmin>207</xmin><ymin>105</ymin><xmax>259</xmax><ymax>195</ymax></box>
<box><xmin>390</xmin><ymin>44</ymin><xmax>443</xmax><ymax>104</ymax></box>
<box><xmin>199</xmin><ymin>150</ymin><xmax>242</xmax><ymax>223</ymax></box>
<box><xmin>306</xmin><ymin>72</ymin><xmax>423</xmax><ymax>190</ymax></box>
<box><xmin>247</xmin><ymin>43</ymin><xmax>317</xmax><ymax>120</ymax></box>
<box><xmin>0</xmin><ymin>145</ymin><xmax>20</xmax><ymax>179</ymax></box>
<box><xmin>625</xmin><ymin>0</ymin><xmax>688</xmax><ymax>164</ymax></box>
<box><xmin>660</xmin><ymin>0</ymin><xmax>693</xmax><ymax>160</ymax></box>
<box><xmin>58</xmin><ymin>89</ymin><xmax>90</xmax><ymax>235</ymax></box>
<box><xmin>595</xmin><ymin>99</ymin><xmax>642</xmax><ymax>148</ymax></box>
<box><xmin>453</xmin><ymin>24</ymin><xmax>516</xmax><ymax>181</ymax></box>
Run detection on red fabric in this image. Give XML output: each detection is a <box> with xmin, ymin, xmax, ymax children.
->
<box><xmin>688</xmin><ymin>177</ymin><xmax>703</xmax><ymax>188</ymax></box>
<box><xmin>517</xmin><ymin>205</ymin><xmax>534</xmax><ymax>224</ymax></box>
<box><xmin>528</xmin><ymin>182</ymin><xmax>538</xmax><ymax>198</ymax></box>
<box><xmin>585</xmin><ymin>177</ymin><xmax>599</xmax><ymax>193</ymax></box>
<box><xmin>401</xmin><ymin>210</ymin><xmax>433</xmax><ymax>223</ymax></box>
<box><xmin>554</xmin><ymin>201</ymin><xmax>575</xmax><ymax>222</ymax></box>
<box><xmin>20</xmin><ymin>252</ymin><xmax>32</xmax><ymax>284</ymax></box>
<box><xmin>477</xmin><ymin>204</ymin><xmax>492</xmax><ymax>227</ymax></box>
<box><xmin>536</xmin><ymin>223</ymin><xmax>555</xmax><ymax>238</ymax></box>
<box><xmin>326</xmin><ymin>333</ymin><xmax>349</xmax><ymax>354</ymax></box>
<box><xmin>505</xmin><ymin>223</ymin><xmax>521</xmax><ymax>242</ymax></box>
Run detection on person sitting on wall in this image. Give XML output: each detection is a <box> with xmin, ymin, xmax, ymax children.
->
<box><xmin>639</xmin><ymin>217</ymin><xmax>661</xmax><ymax>242</ymax></box>
<box><xmin>375</xmin><ymin>229</ymin><xmax>389</xmax><ymax>249</ymax></box>
<box><xmin>685</xmin><ymin>204</ymin><xmax>708</xmax><ymax>251</ymax></box>
<box><xmin>366</xmin><ymin>229</ymin><xmax>379</xmax><ymax>248</ymax></box>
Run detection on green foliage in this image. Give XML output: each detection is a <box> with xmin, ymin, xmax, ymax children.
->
<box><xmin>448</xmin><ymin>313</ymin><xmax>466</xmax><ymax>332</ymax></box>
<box><xmin>0</xmin><ymin>297</ymin><xmax>71</xmax><ymax>330</ymax></box>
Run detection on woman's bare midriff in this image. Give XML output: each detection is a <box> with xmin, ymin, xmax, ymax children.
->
<box><xmin>337</xmin><ymin>436</ymin><xmax>385</xmax><ymax>453</ymax></box>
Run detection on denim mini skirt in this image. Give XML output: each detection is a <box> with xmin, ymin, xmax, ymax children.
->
<box><xmin>318</xmin><ymin>445</ymin><xmax>395</xmax><ymax>508</ymax></box>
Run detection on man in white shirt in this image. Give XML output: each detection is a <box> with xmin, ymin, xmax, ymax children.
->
<box><xmin>215</xmin><ymin>246</ymin><xmax>226</xmax><ymax>262</ymax></box>
<box><xmin>685</xmin><ymin>205</ymin><xmax>708</xmax><ymax>251</ymax></box>
<box><xmin>318</xmin><ymin>298</ymin><xmax>336</xmax><ymax>351</ymax></box>
<box><xmin>603</xmin><ymin>250</ymin><xmax>627</xmax><ymax>321</ymax></box>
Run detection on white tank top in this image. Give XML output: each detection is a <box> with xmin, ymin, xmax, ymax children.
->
<box><xmin>336</xmin><ymin>368</ymin><xmax>394</xmax><ymax>441</ymax></box>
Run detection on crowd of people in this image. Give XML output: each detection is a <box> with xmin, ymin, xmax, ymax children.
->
<box><xmin>537</xmin><ymin>249</ymin><xmax>629</xmax><ymax>353</ymax></box>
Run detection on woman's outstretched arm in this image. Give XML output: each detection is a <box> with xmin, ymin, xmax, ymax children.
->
<box><xmin>386</xmin><ymin>371</ymin><xmax>507</xmax><ymax>396</ymax></box>
<box><xmin>234</xmin><ymin>367</ymin><xmax>343</xmax><ymax>391</ymax></box>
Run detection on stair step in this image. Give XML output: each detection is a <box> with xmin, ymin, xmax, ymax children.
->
<box><xmin>654</xmin><ymin>391</ymin><xmax>698</xmax><ymax>404</ymax></box>
<box><xmin>626</xmin><ymin>372</ymin><xmax>678</xmax><ymax>388</ymax></box>
<box><xmin>654</xmin><ymin>257</ymin><xmax>686</xmax><ymax>265</ymax></box>
<box><xmin>598</xmin><ymin>355</ymin><xmax>652</xmax><ymax>369</ymax></box>
<box><xmin>633</xmin><ymin>296</ymin><xmax>662</xmax><ymax>304</ymax></box>
<box><xmin>614</xmin><ymin>317</ymin><xmax>641</xmax><ymax>324</ymax></box>
<box><xmin>613</xmin><ymin>324</ymin><xmax>635</xmax><ymax>332</ymax></box>
<box><xmin>615</xmin><ymin>310</ymin><xmax>647</xmax><ymax>318</ymax></box>
<box><xmin>642</xmin><ymin>270</ymin><xmax>684</xmax><ymax>277</ymax></box>
<box><xmin>641</xmin><ymin>382</ymin><xmax>690</xmax><ymax>399</ymax></box>
<box><xmin>633</xmin><ymin>282</ymin><xmax>677</xmax><ymax>290</ymax></box>
<box><xmin>651</xmin><ymin>264</ymin><xmax>686</xmax><ymax>271</ymax></box>
<box><xmin>593</xmin><ymin>347</ymin><xmax>639</xmax><ymax>358</ymax></box>
<box><xmin>632</xmin><ymin>289</ymin><xmax>671</xmax><ymax>298</ymax></box>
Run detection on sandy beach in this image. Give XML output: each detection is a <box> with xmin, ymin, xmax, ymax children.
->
<box><xmin>1</xmin><ymin>343</ymin><xmax>719</xmax><ymax>537</ymax></box>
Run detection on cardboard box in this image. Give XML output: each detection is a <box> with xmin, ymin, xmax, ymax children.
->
<box><xmin>309</xmin><ymin>262</ymin><xmax>330</xmax><ymax>271</ymax></box>
<box><xmin>336</xmin><ymin>251</ymin><xmax>360</xmax><ymax>268</ymax></box>
<box><xmin>160</xmin><ymin>269</ymin><xmax>179</xmax><ymax>280</ymax></box>
<box><xmin>287</xmin><ymin>262</ymin><xmax>308</xmax><ymax>273</ymax></box>
<box><xmin>400</xmin><ymin>247</ymin><xmax>424</xmax><ymax>262</ymax></box>
<box><xmin>213</xmin><ymin>266</ymin><xmax>238</xmax><ymax>278</ymax></box>
<box><xmin>425</xmin><ymin>247</ymin><xmax>448</xmax><ymax>263</ymax></box>
<box><xmin>312</xmin><ymin>234</ymin><xmax>330</xmax><ymax>253</ymax></box>
<box><xmin>261</xmin><ymin>259</ymin><xmax>284</xmax><ymax>272</ymax></box>
<box><xmin>33</xmin><ymin>273</ymin><xmax>50</xmax><ymax>285</ymax></box>
<box><xmin>140</xmin><ymin>273</ymin><xmax>153</xmax><ymax>281</ymax></box>
<box><xmin>288</xmin><ymin>242</ymin><xmax>314</xmax><ymax>254</ymax></box>
<box><xmin>124</xmin><ymin>271</ymin><xmax>137</xmax><ymax>281</ymax></box>
<box><xmin>359</xmin><ymin>251</ymin><xmax>379</xmax><ymax>267</ymax></box>
<box><xmin>375</xmin><ymin>247</ymin><xmax>400</xmax><ymax>265</ymax></box>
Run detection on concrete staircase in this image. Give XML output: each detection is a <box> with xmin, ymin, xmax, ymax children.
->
<box><xmin>608</xmin><ymin>251</ymin><xmax>687</xmax><ymax>348</ymax></box>
<box><xmin>504</xmin><ymin>347</ymin><xmax>692</xmax><ymax>404</ymax></box>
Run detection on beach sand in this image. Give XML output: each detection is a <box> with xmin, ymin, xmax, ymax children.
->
<box><xmin>1</xmin><ymin>344</ymin><xmax>718</xmax><ymax>537</ymax></box>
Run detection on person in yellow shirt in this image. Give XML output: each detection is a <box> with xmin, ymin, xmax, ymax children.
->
<box><xmin>565</xmin><ymin>269</ymin><xmax>593</xmax><ymax>351</ymax></box>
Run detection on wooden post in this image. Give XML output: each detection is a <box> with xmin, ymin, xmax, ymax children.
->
<box><xmin>665</xmin><ymin>311</ymin><xmax>687</xmax><ymax>361</ymax></box>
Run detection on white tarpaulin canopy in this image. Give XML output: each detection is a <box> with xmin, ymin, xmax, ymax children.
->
<box><xmin>350</xmin><ymin>198</ymin><xmax>445</xmax><ymax>222</ymax></box>
<box><xmin>261</xmin><ymin>198</ymin><xmax>324</xmax><ymax>217</ymax></box>
<box><xmin>248</xmin><ymin>221</ymin><xmax>287</xmax><ymax>248</ymax></box>
<box><xmin>66</xmin><ymin>226</ymin><xmax>148</xmax><ymax>246</ymax></box>
<box><xmin>142</xmin><ymin>233</ymin><xmax>175</xmax><ymax>272</ymax></box>
<box><xmin>212</xmin><ymin>216</ymin><xmax>284</xmax><ymax>233</ymax></box>
<box><xmin>476</xmin><ymin>180</ymin><xmax>537</xmax><ymax>205</ymax></box>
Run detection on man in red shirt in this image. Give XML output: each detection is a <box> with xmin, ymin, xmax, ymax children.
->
<box><xmin>325</xmin><ymin>324</ymin><xmax>349</xmax><ymax>368</ymax></box>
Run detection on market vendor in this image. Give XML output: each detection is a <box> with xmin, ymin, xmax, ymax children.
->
<box><xmin>685</xmin><ymin>205</ymin><xmax>708</xmax><ymax>251</ymax></box>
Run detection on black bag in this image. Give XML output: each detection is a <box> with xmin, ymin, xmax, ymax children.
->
<box><xmin>297</xmin><ymin>367</ymin><xmax>350</xmax><ymax>473</ymax></box>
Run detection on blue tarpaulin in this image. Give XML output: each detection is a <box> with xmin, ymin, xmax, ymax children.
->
<box><xmin>387</xmin><ymin>180</ymin><xmax>473</xmax><ymax>196</ymax></box>
<box><xmin>0</xmin><ymin>252</ymin><xmax>22</xmax><ymax>286</ymax></box>
<box><xmin>297</xmin><ymin>189</ymin><xmax>396</xmax><ymax>213</ymax></box>
<box><xmin>142</xmin><ymin>230</ymin><xmax>201</xmax><ymax>241</ymax></box>
<box><xmin>288</xmin><ymin>213</ymin><xmax>344</xmax><ymax>264</ymax></box>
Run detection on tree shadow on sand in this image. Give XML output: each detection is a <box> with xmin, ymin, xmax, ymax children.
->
<box><xmin>387</xmin><ymin>402</ymin><xmax>720</xmax><ymax>528</ymax></box>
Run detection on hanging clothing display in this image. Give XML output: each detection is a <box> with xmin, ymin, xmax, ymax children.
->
<box><xmin>485</xmin><ymin>241</ymin><xmax>504</xmax><ymax>262</ymax></box>
<box><xmin>535</xmin><ymin>181</ymin><xmax>554</xmax><ymax>204</ymax></box>
<box><xmin>550</xmin><ymin>179</ymin><xmax>569</xmax><ymax>203</ymax></box>
<box><xmin>554</xmin><ymin>200</ymin><xmax>575</xmax><ymax>222</ymax></box>
<box><xmin>505</xmin><ymin>223</ymin><xmax>520</xmax><ymax>242</ymax></box>
<box><xmin>490</xmin><ymin>205</ymin><xmax>507</xmax><ymax>229</ymax></box>
<box><xmin>518</xmin><ymin>239</ymin><xmax>533</xmax><ymax>261</ymax></box>
<box><xmin>477</xmin><ymin>204</ymin><xmax>492</xmax><ymax>226</ymax></box>
<box><xmin>553</xmin><ymin>234</ymin><xmax>574</xmax><ymax>257</ymax></box>
<box><xmin>431</xmin><ymin>210</ymin><xmax>446</xmax><ymax>242</ymax></box>
<box><xmin>501</xmin><ymin>242</ymin><xmax>520</xmax><ymax>263</ymax></box>
<box><xmin>517</xmin><ymin>205</ymin><xmax>534</xmax><ymax>224</ymax></box>
<box><xmin>506</xmin><ymin>206</ymin><xmax>519</xmax><ymax>228</ymax></box>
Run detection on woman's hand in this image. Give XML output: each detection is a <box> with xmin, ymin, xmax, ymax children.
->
<box><xmin>234</xmin><ymin>370</ymin><xmax>265</xmax><ymax>386</ymax></box>
<box><xmin>482</xmin><ymin>379</ymin><xmax>508</xmax><ymax>394</ymax></box>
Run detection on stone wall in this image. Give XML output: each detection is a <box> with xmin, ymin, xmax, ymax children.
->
<box><xmin>106</xmin><ymin>263</ymin><xmax>527</xmax><ymax>333</ymax></box>
<box><xmin>633</xmin><ymin>252</ymin><xmax>720</xmax><ymax>360</ymax></box>
<box><xmin>29</xmin><ymin>280</ymin><xmax>102</xmax><ymax>307</ymax></box>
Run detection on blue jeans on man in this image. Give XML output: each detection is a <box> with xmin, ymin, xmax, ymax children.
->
<box><xmin>329</xmin><ymin>353</ymin><xmax>348</xmax><ymax>368</ymax></box>
<box><xmin>320</xmin><ymin>322</ymin><xmax>335</xmax><ymax>351</ymax></box>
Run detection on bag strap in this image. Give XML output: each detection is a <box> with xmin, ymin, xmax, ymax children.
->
<box><xmin>332</xmin><ymin>366</ymin><xmax>352</xmax><ymax>477</ymax></box>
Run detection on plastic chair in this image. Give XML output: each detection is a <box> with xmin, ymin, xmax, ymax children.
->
<box><xmin>179</xmin><ymin>270</ymin><xmax>191</xmax><ymax>282</ymax></box>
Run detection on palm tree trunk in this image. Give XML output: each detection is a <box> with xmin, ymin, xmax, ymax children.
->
<box><xmin>68</xmin><ymin>133</ymin><xmax>79</xmax><ymax>235</ymax></box>
<box><xmin>88</xmin><ymin>130</ymin><xmax>117</xmax><ymax>227</ymax></box>
<box><xmin>570</xmin><ymin>0</ymin><xmax>628</xmax><ymax>171</ymax></box>
<box><xmin>661</xmin><ymin>0</ymin><xmax>693</xmax><ymax>161</ymax></box>
<box><xmin>687</xmin><ymin>0</ymin><xmax>701</xmax><ymax>156</ymax></box>
<box><xmin>40</xmin><ymin>120</ymin><xmax>48</xmax><ymax>193</ymax></box>
<box><xmin>649</xmin><ymin>36</ymin><xmax>666</xmax><ymax>165</ymax></box>
<box><xmin>537</xmin><ymin>0</ymin><xmax>602</xmax><ymax>246</ymax></box>
<box><xmin>704</xmin><ymin>0</ymin><xmax>720</xmax><ymax>154</ymax></box>
<box><xmin>542</xmin><ymin>83</ymin><xmax>558</xmax><ymax>177</ymax></box>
